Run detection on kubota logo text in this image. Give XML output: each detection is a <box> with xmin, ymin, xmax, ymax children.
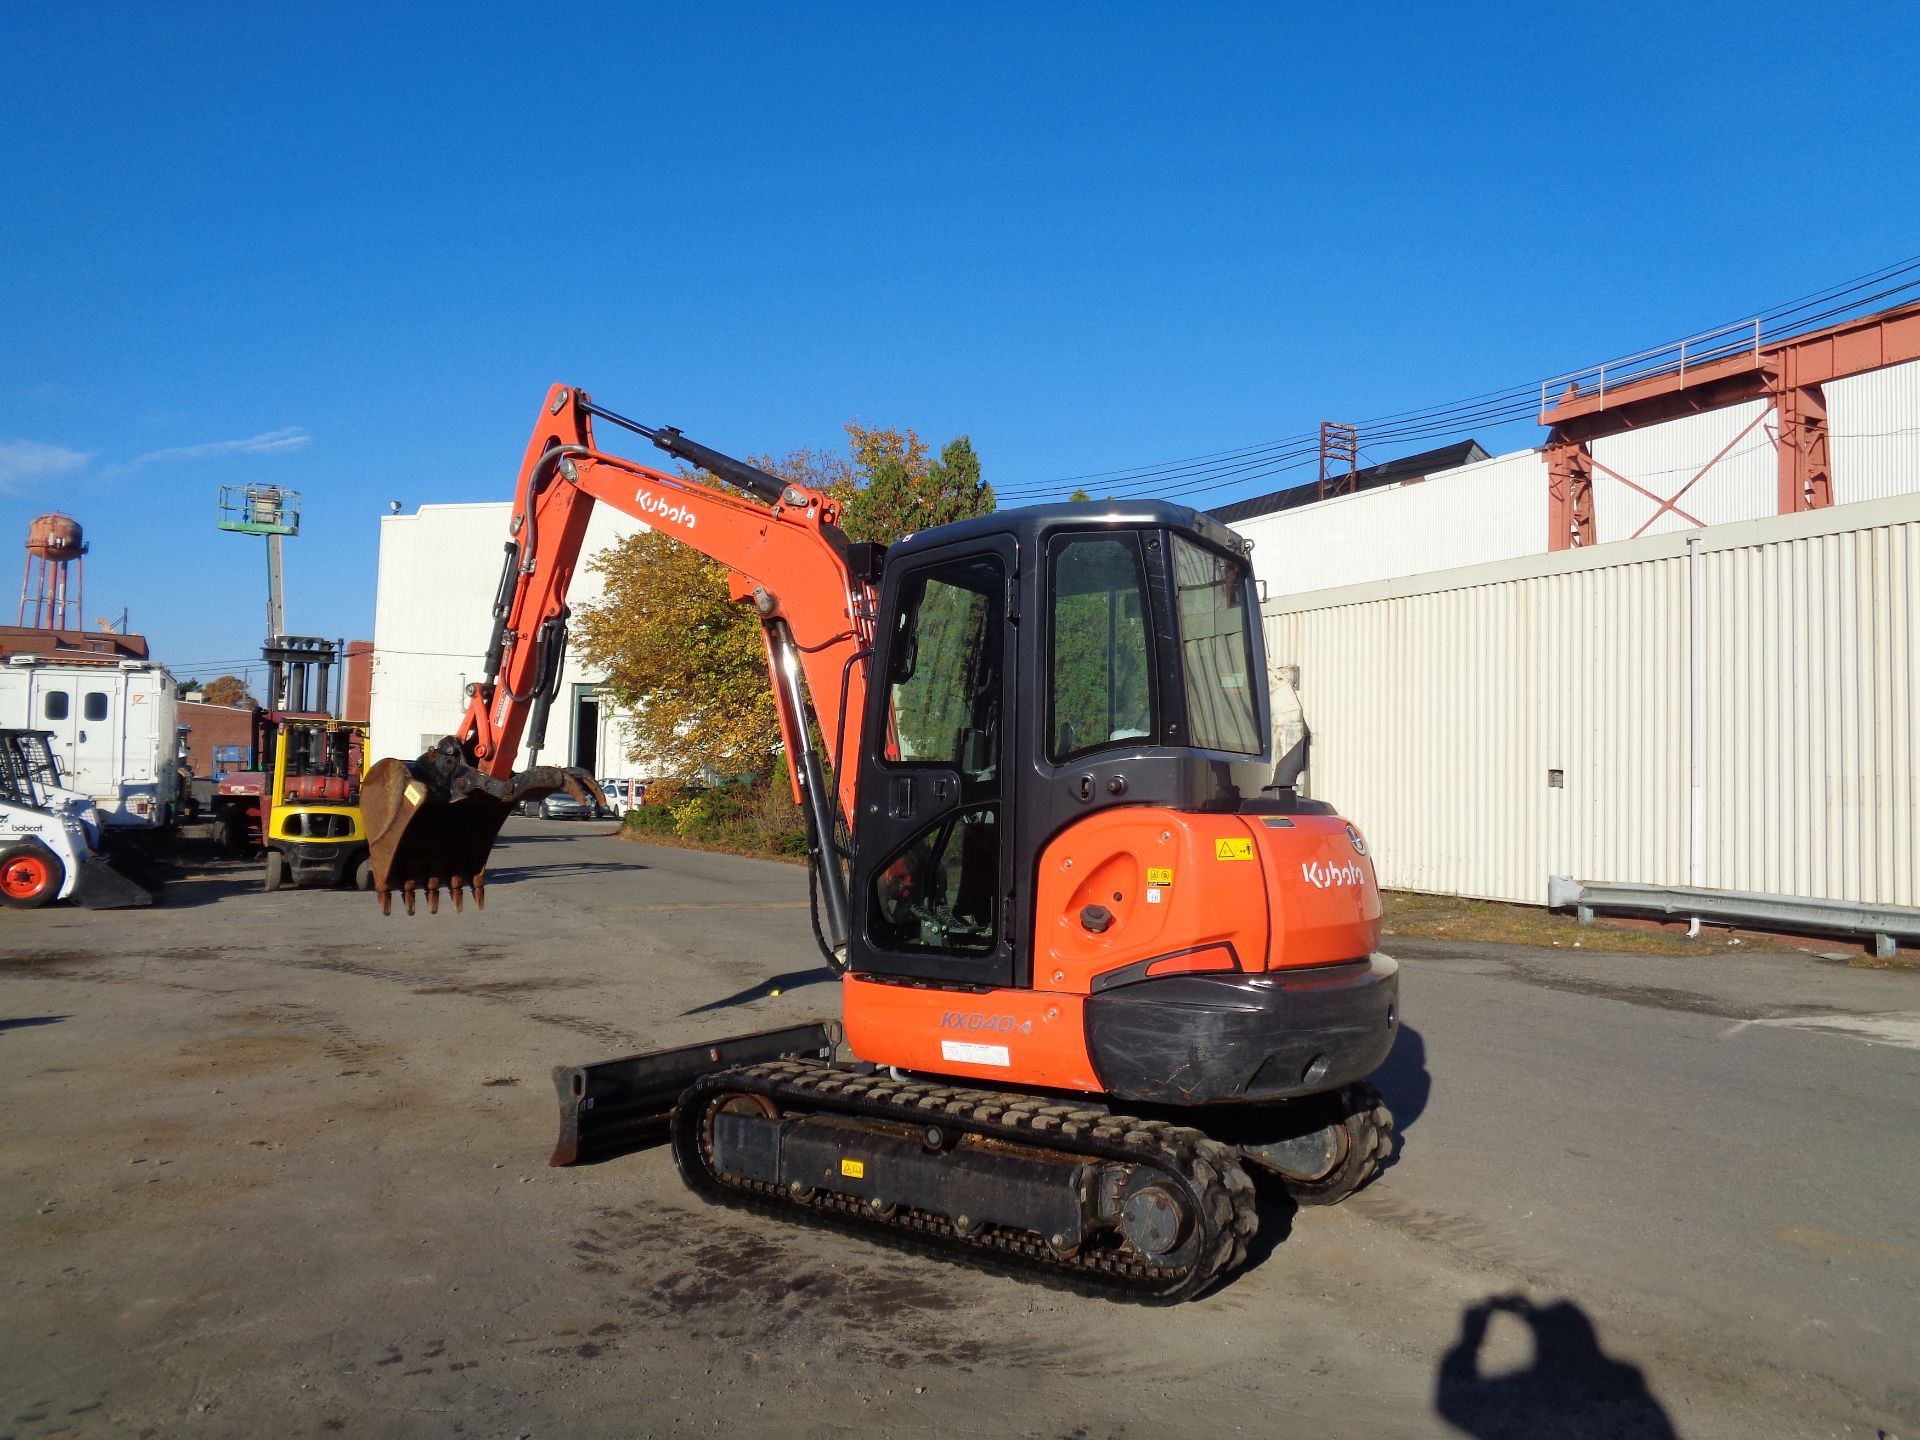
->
<box><xmin>634</xmin><ymin>487</ymin><xmax>697</xmax><ymax>529</ymax></box>
<box><xmin>1301</xmin><ymin>860</ymin><xmax>1366</xmax><ymax>889</ymax></box>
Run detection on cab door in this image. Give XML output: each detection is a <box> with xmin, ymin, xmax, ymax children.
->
<box><xmin>850</xmin><ymin>538</ymin><xmax>1016</xmax><ymax>989</ymax></box>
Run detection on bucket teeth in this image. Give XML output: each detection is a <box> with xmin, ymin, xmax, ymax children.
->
<box><xmin>426</xmin><ymin>877</ymin><xmax>441</xmax><ymax>914</ymax></box>
<box><xmin>403</xmin><ymin>880</ymin><xmax>417</xmax><ymax>916</ymax></box>
<box><xmin>450</xmin><ymin>875</ymin><xmax>465</xmax><ymax>912</ymax></box>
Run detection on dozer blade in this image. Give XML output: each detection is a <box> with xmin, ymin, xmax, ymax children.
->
<box><xmin>363</xmin><ymin>737</ymin><xmax>605</xmax><ymax>916</ymax></box>
<box><xmin>550</xmin><ymin>1020</ymin><xmax>839</xmax><ymax>1166</ymax></box>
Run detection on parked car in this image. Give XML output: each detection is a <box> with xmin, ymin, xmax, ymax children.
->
<box><xmin>519</xmin><ymin>792</ymin><xmax>593</xmax><ymax>820</ymax></box>
<box><xmin>596</xmin><ymin>778</ymin><xmax>644</xmax><ymax>817</ymax></box>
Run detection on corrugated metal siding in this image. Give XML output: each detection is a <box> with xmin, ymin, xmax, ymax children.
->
<box><xmin>1697</xmin><ymin>520</ymin><xmax>1918</xmax><ymax>905</ymax></box>
<box><xmin>1236</xmin><ymin>448</ymin><xmax>1544</xmax><ymax>599</ymax></box>
<box><xmin>1591</xmin><ymin>399</ymin><xmax>1776</xmax><ymax>542</ymax></box>
<box><xmin>1264</xmin><ymin>495</ymin><xmax>1920</xmax><ymax>907</ymax></box>
<box><xmin>1827</xmin><ymin>356</ymin><xmax>1920</xmax><ymax>506</ymax></box>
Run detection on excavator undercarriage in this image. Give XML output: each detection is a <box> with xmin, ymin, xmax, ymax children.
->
<box><xmin>549</xmin><ymin>1021</ymin><xmax>1392</xmax><ymax>1304</ymax></box>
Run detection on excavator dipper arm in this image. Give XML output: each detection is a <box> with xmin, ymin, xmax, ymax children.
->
<box><xmin>363</xmin><ymin>384</ymin><xmax>875</xmax><ymax>923</ymax></box>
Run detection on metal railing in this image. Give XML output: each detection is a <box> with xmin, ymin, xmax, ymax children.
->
<box><xmin>1548</xmin><ymin>876</ymin><xmax>1917</xmax><ymax>960</ymax></box>
<box><xmin>1539</xmin><ymin>318</ymin><xmax>1764</xmax><ymax>423</ymax></box>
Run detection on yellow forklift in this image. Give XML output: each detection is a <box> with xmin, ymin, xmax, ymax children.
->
<box><xmin>264</xmin><ymin>715</ymin><xmax>371</xmax><ymax>891</ymax></box>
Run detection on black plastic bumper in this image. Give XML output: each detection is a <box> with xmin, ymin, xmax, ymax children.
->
<box><xmin>1083</xmin><ymin>955</ymin><xmax>1399</xmax><ymax>1106</ymax></box>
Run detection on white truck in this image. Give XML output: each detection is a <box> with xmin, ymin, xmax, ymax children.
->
<box><xmin>0</xmin><ymin>657</ymin><xmax>181</xmax><ymax>833</ymax></box>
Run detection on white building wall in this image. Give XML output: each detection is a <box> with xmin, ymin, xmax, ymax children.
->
<box><xmin>1263</xmin><ymin>493</ymin><xmax>1920</xmax><ymax>908</ymax></box>
<box><xmin>1827</xmin><ymin>355</ymin><xmax>1920</xmax><ymax>505</ymax></box>
<box><xmin>369</xmin><ymin>502</ymin><xmax>651</xmax><ymax>773</ymax></box>
<box><xmin>1235</xmin><ymin>448</ymin><xmax>1545</xmax><ymax>599</ymax></box>
<box><xmin>1590</xmin><ymin>399</ymin><xmax>1777</xmax><ymax>542</ymax></box>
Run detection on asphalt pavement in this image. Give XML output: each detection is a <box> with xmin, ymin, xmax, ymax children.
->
<box><xmin>1</xmin><ymin>818</ymin><xmax>1914</xmax><ymax>1439</ymax></box>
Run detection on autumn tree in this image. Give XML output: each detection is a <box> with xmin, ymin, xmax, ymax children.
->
<box><xmin>202</xmin><ymin>674</ymin><xmax>254</xmax><ymax>708</ymax></box>
<box><xmin>573</xmin><ymin>425</ymin><xmax>992</xmax><ymax>780</ymax></box>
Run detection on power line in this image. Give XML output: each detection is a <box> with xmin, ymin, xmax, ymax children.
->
<box><xmin>997</xmin><ymin>253</ymin><xmax>1920</xmax><ymax>506</ymax></box>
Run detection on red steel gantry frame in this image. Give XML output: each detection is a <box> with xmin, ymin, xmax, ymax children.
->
<box><xmin>1541</xmin><ymin>301</ymin><xmax>1920</xmax><ymax>550</ymax></box>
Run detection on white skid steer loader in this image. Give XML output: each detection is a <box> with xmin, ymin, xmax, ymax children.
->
<box><xmin>0</xmin><ymin>729</ymin><xmax>154</xmax><ymax>909</ymax></box>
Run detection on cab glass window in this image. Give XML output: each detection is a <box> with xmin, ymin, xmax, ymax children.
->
<box><xmin>43</xmin><ymin>691</ymin><xmax>69</xmax><ymax>721</ymax></box>
<box><xmin>84</xmin><ymin>692</ymin><xmax>109</xmax><ymax>722</ymax></box>
<box><xmin>883</xmin><ymin>555</ymin><xmax>1002</xmax><ymax>779</ymax></box>
<box><xmin>1048</xmin><ymin>534</ymin><xmax>1153</xmax><ymax>762</ymax></box>
<box><xmin>1172</xmin><ymin>535</ymin><xmax>1262</xmax><ymax>754</ymax></box>
<box><xmin>868</xmin><ymin>806</ymin><xmax>998</xmax><ymax>955</ymax></box>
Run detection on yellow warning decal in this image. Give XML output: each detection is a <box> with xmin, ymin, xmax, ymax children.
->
<box><xmin>1214</xmin><ymin>838</ymin><xmax>1254</xmax><ymax>862</ymax></box>
<box><xmin>1146</xmin><ymin>867</ymin><xmax>1174</xmax><ymax>886</ymax></box>
<box><xmin>404</xmin><ymin>780</ymin><xmax>427</xmax><ymax>807</ymax></box>
<box><xmin>840</xmin><ymin>1158</ymin><xmax>865</xmax><ymax>1179</ymax></box>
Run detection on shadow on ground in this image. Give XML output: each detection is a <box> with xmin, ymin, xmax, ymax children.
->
<box><xmin>495</xmin><ymin>830</ymin><xmax>627</xmax><ymax>846</ymax></box>
<box><xmin>490</xmin><ymin>859</ymin><xmax>653</xmax><ymax>883</ymax></box>
<box><xmin>682</xmin><ymin>966</ymin><xmax>838</xmax><ymax>1016</ymax></box>
<box><xmin>0</xmin><ymin>1015</ymin><xmax>69</xmax><ymax>1034</ymax></box>
<box><xmin>155</xmin><ymin>869</ymin><xmax>275</xmax><ymax>909</ymax></box>
<box><xmin>1434</xmin><ymin>1293</ymin><xmax>1678</xmax><ymax>1439</ymax></box>
<box><xmin>1372</xmin><ymin>1022</ymin><xmax>1431</xmax><ymax>1175</ymax></box>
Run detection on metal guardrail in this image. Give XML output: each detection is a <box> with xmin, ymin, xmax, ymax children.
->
<box><xmin>1538</xmin><ymin>318</ymin><xmax>1763</xmax><ymax>422</ymax></box>
<box><xmin>1547</xmin><ymin>876</ymin><xmax>1917</xmax><ymax>960</ymax></box>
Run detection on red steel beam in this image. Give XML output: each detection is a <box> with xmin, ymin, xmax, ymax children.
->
<box><xmin>1541</xmin><ymin>300</ymin><xmax>1920</xmax><ymax>544</ymax></box>
<box><xmin>1544</xmin><ymin>301</ymin><xmax>1920</xmax><ymax>437</ymax></box>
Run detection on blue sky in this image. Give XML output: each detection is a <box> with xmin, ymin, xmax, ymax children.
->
<box><xmin>2</xmin><ymin>1</ymin><xmax>1914</xmax><ymax>685</ymax></box>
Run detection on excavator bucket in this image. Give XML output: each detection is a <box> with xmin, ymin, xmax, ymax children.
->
<box><xmin>362</xmin><ymin>738</ymin><xmax>605</xmax><ymax>915</ymax></box>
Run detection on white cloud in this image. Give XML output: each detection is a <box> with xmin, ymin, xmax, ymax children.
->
<box><xmin>0</xmin><ymin>439</ymin><xmax>96</xmax><ymax>492</ymax></box>
<box><xmin>109</xmin><ymin>426</ymin><xmax>312</xmax><ymax>474</ymax></box>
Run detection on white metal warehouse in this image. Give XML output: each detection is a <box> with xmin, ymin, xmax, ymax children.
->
<box><xmin>368</xmin><ymin>502</ymin><xmax>650</xmax><ymax>776</ymax></box>
<box><xmin>1233</xmin><ymin>324</ymin><xmax>1920</xmax><ymax>919</ymax></box>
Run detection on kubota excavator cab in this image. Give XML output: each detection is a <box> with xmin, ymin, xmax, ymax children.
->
<box><xmin>840</xmin><ymin>502</ymin><xmax>1395</xmax><ymax>1106</ymax></box>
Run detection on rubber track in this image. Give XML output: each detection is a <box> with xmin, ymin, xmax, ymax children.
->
<box><xmin>671</xmin><ymin>1059</ymin><xmax>1260</xmax><ymax>1305</ymax></box>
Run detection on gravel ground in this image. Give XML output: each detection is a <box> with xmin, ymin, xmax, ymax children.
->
<box><xmin>2</xmin><ymin>819</ymin><xmax>1915</xmax><ymax>1440</ymax></box>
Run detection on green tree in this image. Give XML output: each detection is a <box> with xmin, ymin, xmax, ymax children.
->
<box><xmin>574</xmin><ymin>425</ymin><xmax>990</xmax><ymax>780</ymax></box>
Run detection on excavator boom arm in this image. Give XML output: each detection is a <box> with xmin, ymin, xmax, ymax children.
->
<box><xmin>364</xmin><ymin>385</ymin><xmax>875</xmax><ymax>926</ymax></box>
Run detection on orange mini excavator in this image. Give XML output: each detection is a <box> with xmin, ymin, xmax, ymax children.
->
<box><xmin>364</xmin><ymin>385</ymin><xmax>1399</xmax><ymax>1302</ymax></box>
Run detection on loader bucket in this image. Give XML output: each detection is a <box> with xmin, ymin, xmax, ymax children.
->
<box><xmin>71</xmin><ymin>855</ymin><xmax>156</xmax><ymax>909</ymax></box>
<box><xmin>362</xmin><ymin>739</ymin><xmax>607</xmax><ymax>915</ymax></box>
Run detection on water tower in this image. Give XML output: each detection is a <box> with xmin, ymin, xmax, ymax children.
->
<box><xmin>17</xmin><ymin>513</ymin><xmax>87</xmax><ymax>630</ymax></box>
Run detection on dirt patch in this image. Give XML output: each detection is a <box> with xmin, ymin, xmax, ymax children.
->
<box><xmin>572</xmin><ymin>1202</ymin><xmax>1010</xmax><ymax>1373</ymax></box>
<box><xmin>0</xmin><ymin>950</ymin><xmax>98</xmax><ymax>971</ymax></box>
<box><xmin>411</xmin><ymin>978</ymin><xmax>589</xmax><ymax>998</ymax></box>
<box><xmin>165</xmin><ymin>1029</ymin><xmax>320</xmax><ymax>1078</ymax></box>
<box><xmin>1382</xmin><ymin>891</ymin><xmax>1806</xmax><ymax>957</ymax></box>
<box><xmin>528</xmin><ymin>1012</ymin><xmax>641</xmax><ymax>1049</ymax></box>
